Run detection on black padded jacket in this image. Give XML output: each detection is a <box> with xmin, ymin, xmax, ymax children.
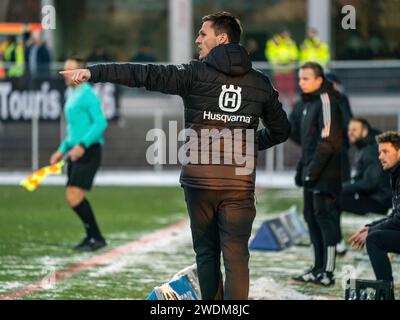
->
<box><xmin>88</xmin><ymin>43</ymin><xmax>290</xmax><ymax>190</ymax></box>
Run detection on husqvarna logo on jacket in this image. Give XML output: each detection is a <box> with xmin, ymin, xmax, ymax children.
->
<box><xmin>218</xmin><ymin>85</ymin><xmax>242</xmax><ymax>112</ymax></box>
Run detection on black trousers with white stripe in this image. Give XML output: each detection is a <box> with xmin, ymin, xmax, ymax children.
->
<box><xmin>303</xmin><ymin>189</ymin><xmax>337</xmax><ymax>272</ymax></box>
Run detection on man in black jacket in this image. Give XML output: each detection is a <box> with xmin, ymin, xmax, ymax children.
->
<box><xmin>334</xmin><ymin>118</ymin><xmax>392</xmax><ymax>252</ymax></box>
<box><xmin>60</xmin><ymin>12</ymin><xmax>290</xmax><ymax>300</ymax></box>
<box><xmin>349</xmin><ymin>131</ymin><xmax>400</xmax><ymax>298</ymax></box>
<box><xmin>290</xmin><ymin>72</ymin><xmax>352</xmax><ymax>181</ymax></box>
<box><xmin>324</xmin><ymin>72</ymin><xmax>353</xmax><ymax>255</ymax></box>
<box><xmin>289</xmin><ymin>62</ymin><xmax>342</xmax><ymax>286</ymax></box>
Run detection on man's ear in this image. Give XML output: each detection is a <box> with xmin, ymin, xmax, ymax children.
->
<box><xmin>217</xmin><ymin>33</ymin><xmax>229</xmax><ymax>45</ymax></box>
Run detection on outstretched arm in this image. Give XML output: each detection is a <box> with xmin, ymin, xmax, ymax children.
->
<box><xmin>60</xmin><ymin>68</ymin><xmax>91</xmax><ymax>86</ymax></box>
<box><xmin>60</xmin><ymin>63</ymin><xmax>194</xmax><ymax>96</ymax></box>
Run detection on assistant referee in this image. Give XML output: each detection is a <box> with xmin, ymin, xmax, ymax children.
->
<box><xmin>50</xmin><ymin>57</ymin><xmax>108</xmax><ymax>252</ymax></box>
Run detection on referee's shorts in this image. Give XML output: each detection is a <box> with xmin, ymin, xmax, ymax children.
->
<box><xmin>67</xmin><ymin>144</ymin><xmax>102</xmax><ymax>191</ymax></box>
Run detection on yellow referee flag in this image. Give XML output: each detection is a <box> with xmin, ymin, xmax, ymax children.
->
<box><xmin>20</xmin><ymin>160</ymin><xmax>65</xmax><ymax>192</ymax></box>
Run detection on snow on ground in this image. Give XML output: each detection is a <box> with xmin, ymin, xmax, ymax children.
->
<box><xmin>2</xmin><ymin>205</ymin><xmax>399</xmax><ymax>299</ymax></box>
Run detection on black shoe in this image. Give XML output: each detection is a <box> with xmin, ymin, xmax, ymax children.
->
<box><xmin>73</xmin><ymin>237</ymin><xmax>107</xmax><ymax>252</ymax></box>
<box><xmin>292</xmin><ymin>267</ymin><xmax>318</xmax><ymax>283</ymax></box>
<box><xmin>312</xmin><ymin>271</ymin><xmax>335</xmax><ymax>287</ymax></box>
<box><xmin>73</xmin><ymin>236</ymin><xmax>90</xmax><ymax>250</ymax></box>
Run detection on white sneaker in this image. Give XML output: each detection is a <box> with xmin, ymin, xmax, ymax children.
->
<box><xmin>313</xmin><ymin>271</ymin><xmax>335</xmax><ymax>286</ymax></box>
<box><xmin>292</xmin><ymin>268</ymin><xmax>317</xmax><ymax>283</ymax></box>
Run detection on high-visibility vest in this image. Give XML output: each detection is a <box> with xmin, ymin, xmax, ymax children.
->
<box><xmin>4</xmin><ymin>42</ymin><xmax>25</xmax><ymax>78</ymax></box>
<box><xmin>300</xmin><ymin>36</ymin><xmax>330</xmax><ymax>68</ymax></box>
<box><xmin>265</xmin><ymin>35</ymin><xmax>299</xmax><ymax>72</ymax></box>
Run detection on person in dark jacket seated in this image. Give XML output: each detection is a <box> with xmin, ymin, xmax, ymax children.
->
<box><xmin>349</xmin><ymin>131</ymin><xmax>400</xmax><ymax>299</ymax></box>
<box><xmin>334</xmin><ymin>118</ymin><xmax>392</xmax><ymax>255</ymax></box>
<box><xmin>341</xmin><ymin>118</ymin><xmax>391</xmax><ymax>214</ymax></box>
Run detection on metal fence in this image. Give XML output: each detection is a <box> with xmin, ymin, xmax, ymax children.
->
<box><xmin>0</xmin><ymin>60</ymin><xmax>399</xmax><ymax>172</ymax></box>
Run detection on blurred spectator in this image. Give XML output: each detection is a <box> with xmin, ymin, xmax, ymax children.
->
<box><xmin>300</xmin><ymin>28</ymin><xmax>330</xmax><ymax>68</ymax></box>
<box><xmin>265</xmin><ymin>29</ymin><xmax>298</xmax><ymax>109</ymax></box>
<box><xmin>0</xmin><ymin>39</ymin><xmax>7</xmax><ymax>79</ymax></box>
<box><xmin>87</xmin><ymin>46</ymin><xmax>111</xmax><ymax>62</ymax></box>
<box><xmin>0</xmin><ymin>63</ymin><xmax>4</xmax><ymax>79</ymax></box>
<box><xmin>130</xmin><ymin>45</ymin><xmax>157</xmax><ymax>62</ymax></box>
<box><xmin>3</xmin><ymin>35</ymin><xmax>25</xmax><ymax>78</ymax></box>
<box><xmin>0</xmin><ymin>39</ymin><xmax>8</xmax><ymax>58</ymax></box>
<box><xmin>245</xmin><ymin>37</ymin><xmax>264</xmax><ymax>61</ymax></box>
<box><xmin>25</xmin><ymin>30</ymin><xmax>51</xmax><ymax>78</ymax></box>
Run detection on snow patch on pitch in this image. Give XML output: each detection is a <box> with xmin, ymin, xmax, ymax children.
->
<box><xmin>87</xmin><ymin>219</ymin><xmax>192</xmax><ymax>277</ymax></box>
<box><xmin>0</xmin><ymin>281</ymin><xmax>29</xmax><ymax>291</ymax></box>
<box><xmin>249</xmin><ymin>277</ymin><xmax>311</xmax><ymax>300</ymax></box>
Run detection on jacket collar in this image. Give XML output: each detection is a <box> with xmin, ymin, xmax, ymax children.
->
<box><xmin>203</xmin><ymin>43</ymin><xmax>252</xmax><ymax>76</ymax></box>
<box><xmin>354</xmin><ymin>133</ymin><xmax>375</xmax><ymax>150</ymax></box>
<box><xmin>390</xmin><ymin>161</ymin><xmax>400</xmax><ymax>181</ymax></box>
<box><xmin>301</xmin><ymin>79</ymin><xmax>338</xmax><ymax>102</ymax></box>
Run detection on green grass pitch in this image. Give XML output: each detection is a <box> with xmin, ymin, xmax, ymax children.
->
<box><xmin>0</xmin><ymin>185</ymin><xmax>398</xmax><ymax>299</ymax></box>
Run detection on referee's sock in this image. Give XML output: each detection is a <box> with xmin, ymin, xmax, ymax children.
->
<box><xmin>73</xmin><ymin>198</ymin><xmax>104</xmax><ymax>241</ymax></box>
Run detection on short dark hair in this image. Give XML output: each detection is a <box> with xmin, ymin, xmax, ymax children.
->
<box><xmin>300</xmin><ymin>61</ymin><xmax>325</xmax><ymax>79</ymax></box>
<box><xmin>376</xmin><ymin>131</ymin><xmax>400</xmax><ymax>150</ymax></box>
<box><xmin>202</xmin><ymin>11</ymin><xmax>242</xmax><ymax>43</ymax></box>
<box><xmin>350</xmin><ymin>117</ymin><xmax>371</xmax><ymax>131</ymax></box>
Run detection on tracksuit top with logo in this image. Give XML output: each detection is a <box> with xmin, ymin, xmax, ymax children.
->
<box><xmin>88</xmin><ymin>43</ymin><xmax>290</xmax><ymax>190</ymax></box>
<box><xmin>289</xmin><ymin>81</ymin><xmax>343</xmax><ymax>195</ymax></box>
